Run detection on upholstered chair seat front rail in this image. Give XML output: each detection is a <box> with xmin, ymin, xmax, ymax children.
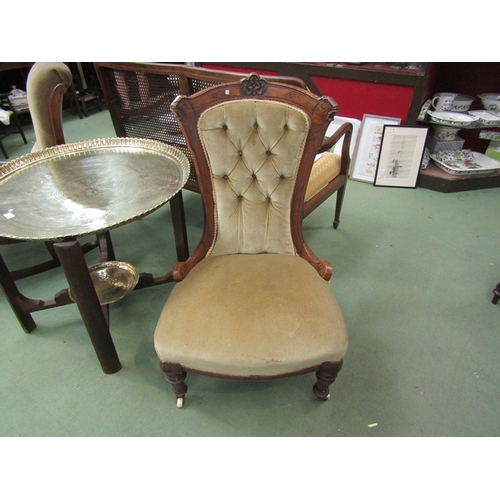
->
<box><xmin>154</xmin><ymin>254</ymin><xmax>348</xmax><ymax>377</ymax></box>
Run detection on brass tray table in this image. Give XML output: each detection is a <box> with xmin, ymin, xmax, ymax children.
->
<box><xmin>0</xmin><ymin>138</ymin><xmax>189</xmax><ymax>373</ymax></box>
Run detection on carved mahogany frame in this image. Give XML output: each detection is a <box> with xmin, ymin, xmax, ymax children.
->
<box><xmin>171</xmin><ymin>74</ymin><xmax>338</xmax><ymax>282</ymax></box>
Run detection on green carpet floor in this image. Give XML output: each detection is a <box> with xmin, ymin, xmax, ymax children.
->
<box><xmin>1</xmin><ymin>107</ymin><xmax>500</xmax><ymax>438</ymax></box>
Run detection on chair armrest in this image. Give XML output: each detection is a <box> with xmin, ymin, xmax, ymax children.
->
<box><xmin>317</xmin><ymin>122</ymin><xmax>353</xmax><ymax>176</ymax></box>
<box><xmin>318</xmin><ymin>122</ymin><xmax>353</xmax><ymax>153</ymax></box>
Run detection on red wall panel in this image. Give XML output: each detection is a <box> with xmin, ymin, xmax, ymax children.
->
<box><xmin>310</xmin><ymin>75</ymin><xmax>414</xmax><ymax>123</ymax></box>
<box><xmin>203</xmin><ymin>64</ymin><xmax>415</xmax><ymax>123</ymax></box>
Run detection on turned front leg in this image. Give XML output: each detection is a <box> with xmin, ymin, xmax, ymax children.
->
<box><xmin>313</xmin><ymin>361</ymin><xmax>343</xmax><ymax>400</ymax></box>
<box><xmin>161</xmin><ymin>362</ymin><xmax>188</xmax><ymax>405</ymax></box>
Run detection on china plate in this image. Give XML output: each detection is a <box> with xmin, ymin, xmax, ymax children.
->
<box><xmin>69</xmin><ymin>261</ymin><xmax>139</xmax><ymax>305</ymax></box>
<box><xmin>427</xmin><ymin>111</ymin><xmax>479</xmax><ymax>127</ymax></box>
<box><xmin>430</xmin><ymin>151</ymin><xmax>500</xmax><ymax>175</ymax></box>
<box><xmin>468</xmin><ymin>110</ymin><xmax>500</xmax><ymax>127</ymax></box>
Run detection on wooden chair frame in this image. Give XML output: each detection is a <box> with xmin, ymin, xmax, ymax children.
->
<box><xmin>154</xmin><ymin>75</ymin><xmax>348</xmax><ymax>406</ymax></box>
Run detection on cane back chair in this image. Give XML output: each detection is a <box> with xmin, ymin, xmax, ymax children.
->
<box><xmin>94</xmin><ymin>62</ymin><xmax>352</xmax><ymax>259</ymax></box>
<box><xmin>153</xmin><ymin>74</ymin><xmax>348</xmax><ymax>407</ymax></box>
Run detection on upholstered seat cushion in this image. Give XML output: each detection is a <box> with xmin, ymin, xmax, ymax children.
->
<box><xmin>154</xmin><ymin>253</ymin><xmax>348</xmax><ymax>377</ymax></box>
<box><xmin>305</xmin><ymin>152</ymin><xmax>342</xmax><ymax>202</ymax></box>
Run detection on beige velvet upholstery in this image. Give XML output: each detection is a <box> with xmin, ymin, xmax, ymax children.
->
<box><xmin>153</xmin><ymin>75</ymin><xmax>348</xmax><ymax>405</ymax></box>
<box><xmin>200</xmin><ymin>100</ymin><xmax>309</xmax><ymax>256</ymax></box>
<box><xmin>155</xmin><ymin>254</ymin><xmax>348</xmax><ymax>377</ymax></box>
<box><xmin>27</xmin><ymin>62</ymin><xmax>72</xmax><ymax>151</ymax></box>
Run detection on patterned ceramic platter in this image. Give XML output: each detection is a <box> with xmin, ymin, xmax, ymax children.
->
<box><xmin>430</xmin><ymin>150</ymin><xmax>500</xmax><ymax>175</ymax></box>
<box><xmin>0</xmin><ymin>138</ymin><xmax>189</xmax><ymax>240</ymax></box>
<box><xmin>427</xmin><ymin>111</ymin><xmax>479</xmax><ymax>127</ymax></box>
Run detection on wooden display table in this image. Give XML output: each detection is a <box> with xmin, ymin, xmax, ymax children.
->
<box><xmin>417</xmin><ymin>162</ymin><xmax>500</xmax><ymax>193</ymax></box>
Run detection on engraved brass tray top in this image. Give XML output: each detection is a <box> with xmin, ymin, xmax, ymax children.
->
<box><xmin>0</xmin><ymin>138</ymin><xmax>190</xmax><ymax>241</ymax></box>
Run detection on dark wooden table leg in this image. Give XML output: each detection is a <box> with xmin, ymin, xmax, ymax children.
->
<box><xmin>170</xmin><ymin>191</ymin><xmax>189</xmax><ymax>262</ymax></box>
<box><xmin>97</xmin><ymin>231</ymin><xmax>115</xmax><ymax>262</ymax></box>
<box><xmin>492</xmin><ymin>282</ymin><xmax>500</xmax><ymax>305</ymax></box>
<box><xmin>53</xmin><ymin>240</ymin><xmax>121</xmax><ymax>374</ymax></box>
<box><xmin>0</xmin><ymin>253</ymin><xmax>37</xmax><ymax>333</ymax></box>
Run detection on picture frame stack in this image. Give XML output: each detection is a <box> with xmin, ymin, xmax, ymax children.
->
<box><xmin>350</xmin><ymin>114</ymin><xmax>428</xmax><ymax>188</ymax></box>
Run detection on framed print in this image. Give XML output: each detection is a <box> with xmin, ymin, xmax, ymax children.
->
<box><xmin>374</xmin><ymin>125</ymin><xmax>429</xmax><ymax>188</ymax></box>
<box><xmin>350</xmin><ymin>115</ymin><xmax>401</xmax><ymax>183</ymax></box>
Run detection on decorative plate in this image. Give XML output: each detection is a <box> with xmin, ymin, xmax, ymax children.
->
<box><xmin>427</xmin><ymin>111</ymin><xmax>479</xmax><ymax>127</ymax></box>
<box><xmin>430</xmin><ymin>150</ymin><xmax>500</xmax><ymax>175</ymax></box>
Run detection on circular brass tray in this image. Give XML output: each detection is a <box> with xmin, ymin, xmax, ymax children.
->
<box><xmin>69</xmin><ymin>261</ymin><xmax>139</xmax><ymax>305</ymax></box>
<box><xmin>0</xmin><ymin>138</ymin><xmax>190</xmax><ymax>241</ymax></box>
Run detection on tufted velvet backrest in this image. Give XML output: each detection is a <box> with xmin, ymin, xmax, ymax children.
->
<box><xmin>199</xmin><ymin>100</ymin><xmax>309</xmax><ymax>256</ymax></box>
<box><xmin>170</xmin><ymin>75</ymin><xmax>338</xmax><ymax>281</ymax></box>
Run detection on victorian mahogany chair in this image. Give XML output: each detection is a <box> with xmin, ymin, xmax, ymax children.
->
<box><xmin>94</xmin><ymin>62</ymin><xmax>352</xmax><ymax>260</ymax></box>
<box><xmin>153</xmin><ymin>75</ymin><xmax>348</xmax><ymax>407</ymax></box>
<box><xmin>0</xmin><ymin>63</ymin><xmax>113</xmax><ymax>332</ymax></box>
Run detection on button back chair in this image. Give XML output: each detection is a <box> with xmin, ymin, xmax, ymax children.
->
<box><xmin>153</xmin><ymin>74</ymin><xmax>348</xmax><ymax>407</ymax></box>
<box><xmin>93</xmin><ymin>62</ymin><xmax>352</xmax><ymax>261</ymax></box>
<box><xmin>0</xmin><ymin>62</ymin><xmax>113</xmax><ymax>333</ymax></box>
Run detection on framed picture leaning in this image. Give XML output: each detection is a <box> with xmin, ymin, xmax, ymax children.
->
<box><xmin>374</xmin><ymin>125</ymin><xmax>429</xmax><ymax>188</ymax></box>
<box><xmin>350</xmin><ymin>114</ymin><xmax>401</xmax><ymax>183</ymax></box>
